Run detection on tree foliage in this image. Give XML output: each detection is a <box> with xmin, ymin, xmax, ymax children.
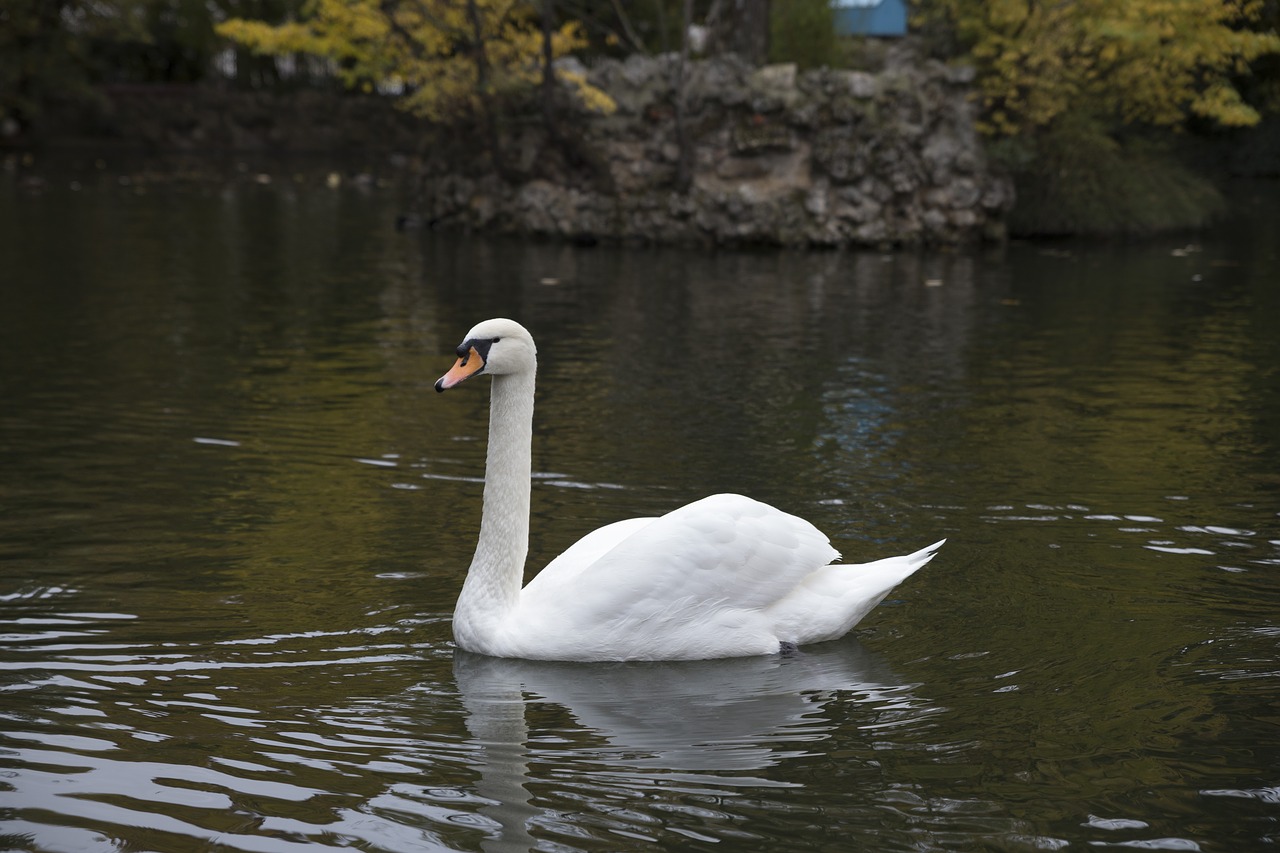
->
<box><xmin>217</xmin><ymin>0</ymin><xmax>615</xmax><ymax>121</ymax></box>
<box><xmin>0</xmin><ymin>0</ymin><xmax>145</xmax><ymax>127</ymax></box>
<box><xmin>0</xmin><ymin>0</ymin><xmax>306</xmax><ymax>130</ymax></box>
<box><xmin>921</xmin><ymin>0</ymin><xmax>1280</xmax><ymax>136</ymax></box>
<box><xmin>769</xmin><ymin>0</ymin><xmax>839</xmax><ymax>69</ymax></box>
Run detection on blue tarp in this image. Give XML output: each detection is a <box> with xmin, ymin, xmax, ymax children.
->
<box><xmin>832</xmin><ymin>0</ymin><xmax>908</xmax><ymax>37</ymax></box>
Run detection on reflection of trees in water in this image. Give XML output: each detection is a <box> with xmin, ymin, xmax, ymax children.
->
<box><xmin>439</xmin><ymin>243</ymin><xmax>989</xmax><ymax>514</ymax></box>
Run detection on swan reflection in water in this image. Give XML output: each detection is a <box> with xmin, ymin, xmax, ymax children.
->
<box><xmin>452</xmin><ymin>640</ymin><xmax>929</xmax><ymax>851</ymax></box>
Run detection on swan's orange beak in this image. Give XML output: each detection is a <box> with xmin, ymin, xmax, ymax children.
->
<box><xmin>435</xmin><ymin>347</ymin><xmax>485</xmax><ymax>392</ymax></box>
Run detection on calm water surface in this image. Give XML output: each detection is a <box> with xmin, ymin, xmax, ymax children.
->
<box><xmin>1</xmin><ymin>164</ymin><xmax>1278</xmax><ymax>852</ymax></box>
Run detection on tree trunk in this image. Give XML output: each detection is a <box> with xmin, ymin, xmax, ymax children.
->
<box><xmin>540</xmin><ymin>0</ymin><xmax>558</xmax><ymax>138</ymax></box>
<box><xmin>674</xmin><ymin>0</ymin><xmax>694</xmax><ymax>191</ymax></box>
<box><xmin>653</xmin><ymin>0</ymin><xmax>669</xmax><ymax>53</ymax></box>
<box><xmin>708</xmin><ymin>0</ymin><xmax>770</xmax><ymax>65</ymax></box>
<box><xmin>465</xmin><ymin>0</ymin><xmax>506</xmax><ymax>178</ymax></box>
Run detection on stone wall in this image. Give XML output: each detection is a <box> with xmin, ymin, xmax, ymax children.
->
<box><xmin>34</xmin><ymin>47</ymin><xmax>1013</xmax><ymax>248</ymax></box>
<box><xmin>416</xmin><ymin>48</ymin><xmax>1013</xmax><ymax>247</ymax></box>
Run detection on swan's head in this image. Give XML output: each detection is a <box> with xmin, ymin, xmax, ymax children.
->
<box><xmin>435</xmin><ymin>318</ymin><xmax>537</xmax><ymax>392</ymax></box>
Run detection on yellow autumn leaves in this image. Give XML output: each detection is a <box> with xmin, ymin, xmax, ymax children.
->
<box><xmin>217</xmin><ymin>0</ymin><xmax>615</xmax><ymax>121</ymax></box>
<box><xmin>923</xmin><ymin>0</ymin><xmax>1280</xmax><ymax>136</ymax></box>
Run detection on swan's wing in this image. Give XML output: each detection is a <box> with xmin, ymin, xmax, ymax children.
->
<box><xmin>522</xmin><ymin>494</ymin><xmax>838</xmax><ymax>631</ymax></box>
<box><xmin>527</xmin><ymin>516</ymin><xmax>658</xmax><ymax>590</ymax></box>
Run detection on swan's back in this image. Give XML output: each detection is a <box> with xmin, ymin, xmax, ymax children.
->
<box><xmin>502</xmin><ymin>494</ymin><xmax>935</xmax><ymax>661</ymax></box>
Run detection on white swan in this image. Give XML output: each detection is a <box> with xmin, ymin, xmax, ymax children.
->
<box><xmin>435</xmin><ymin>318</ymin><xmax>942</xmax><ymax>661</ymax></box>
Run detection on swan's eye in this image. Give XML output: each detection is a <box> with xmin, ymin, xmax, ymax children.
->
<box><xmin>491</xmin><ymin>337</ymin><xmax>501</xmax><ymax>343</ymax></box>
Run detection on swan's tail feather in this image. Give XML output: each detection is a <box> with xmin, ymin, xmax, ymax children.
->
<box><xmin>850</xmin><ymin>537</ymin><xmax>944</xmax><ymax>590</ymax></box>
<box><xmin>768</xmin><ymin>538</ymin><xmax>944</xmax><ymax>646</ymax></box>
<box><xmin>905</xmin><ymin>538</ymin><xmax>947</xmax><ymax>570</ymax></box>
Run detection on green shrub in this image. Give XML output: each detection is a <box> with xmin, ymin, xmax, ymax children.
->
<box><xmin>1001</xmin><ymin>113</ymin><xmax>1225</xmax><ymax>236</ymax></box>
<box><xmin>770</xmin><ymin>0</ymin><xmax>841</xmax><ymax>69</ymax></box>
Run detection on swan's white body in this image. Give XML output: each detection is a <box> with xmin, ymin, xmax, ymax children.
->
<box><xmin>436</xmin><ymin>318</ymin><xmax>942</xmax><ymax>662</ymax></box>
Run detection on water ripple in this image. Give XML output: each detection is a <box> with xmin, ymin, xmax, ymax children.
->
<box><xmin>975</xmin><ymin>499</ymin><xmax>1279</xmax><ymax>571</ymax></box>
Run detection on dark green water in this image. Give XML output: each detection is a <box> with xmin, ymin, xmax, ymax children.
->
<box><xmin>1</xmin><ymin>165</ymin><xmax>1277</xmax><ymax>852</ymax></box>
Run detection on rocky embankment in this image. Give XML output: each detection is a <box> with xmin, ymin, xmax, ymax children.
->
<box><xmin>417</xmin><ymin>48</ymin><xmax>1013</xmax><ymax>247</ymax></box>
<box><xmin>36</xmin><ymin>47</ymin><xmax>1013</xmax><ymax>247</ymax></box>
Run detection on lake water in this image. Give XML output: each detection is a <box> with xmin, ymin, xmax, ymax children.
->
<box><xmin>1</xmin><ymin>162</ymin><xmax>1278</xmax><ymax>852</ymax></box>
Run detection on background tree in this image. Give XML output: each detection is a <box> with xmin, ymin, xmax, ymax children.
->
<box><xmin>922</xmin><ymin>0</ymin><xmax>1280</xmax><ymax>137</ymax></box>
<box><xmin>0</xmin><ymin>0</ymin><xmax>307</xmax><ymax>133</ymax></box>
<box><xmin>218</xmin><ymin>0</ymin><xmax>614</xmax><ymax>176</ymax></box>
<box><xmin>217</xmin><ymin>0</ymin><xmax>613</xmax><ymax>120</ymax></box>
<box><xmin>919</xmin><ymin>0</ymin><xmax>1280</xmax><ymax>234</ymax></box>
<box><xmin>104</xmin><ymin>0</ymin><xmax>220</xmax><ymax>83</ymax></box>
<box><xmin>218</xmin><ymin>0</ymin><xmax>311</xmax><ymax>89</ymax></box>
<box><xmin>705</xmin><ymin>0</ymin><xmax>770</xmax><ymax>64</ymax></box>
<box><xmin>0</xmin><ymin>0</ymin><xmax>146</xmax><ymax>130</ymax></box>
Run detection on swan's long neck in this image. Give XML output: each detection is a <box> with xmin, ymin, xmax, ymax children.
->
<box><xmin>454</xmin><ymin>369</ymin><xmax>535</xmax><ymax>647</ymax></box>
